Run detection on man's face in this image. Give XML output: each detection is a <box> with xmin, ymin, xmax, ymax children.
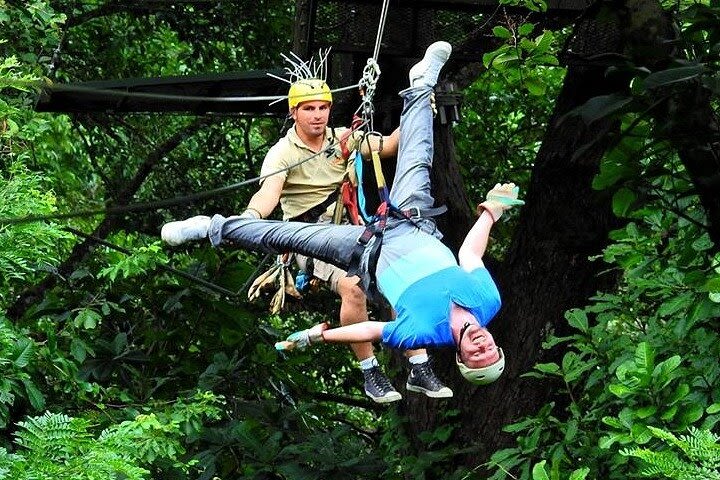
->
<box><xmin>292</xmin><ymin>100</ymin><xmax>331</xmax><ymax>139</ymax></box>
<box><xmin>458</xmin><ymin>323</ymin><xmax>500</xmax><ymax>369</ymax></box>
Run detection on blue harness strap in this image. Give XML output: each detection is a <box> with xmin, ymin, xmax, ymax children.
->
<box><xmin>353</xmin><ymin>150</ymin><xmax>373</xmax><ymax>223</ymax></box>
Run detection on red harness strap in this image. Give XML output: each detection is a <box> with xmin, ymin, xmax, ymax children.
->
<box><xmin>338</xmin><ymin>115</ymin><xmax>364</xmax><ymax>160</ymax></box>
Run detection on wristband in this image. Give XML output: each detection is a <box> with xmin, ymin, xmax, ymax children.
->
<box><xmin>241</xmin><ymin>208</ymin><xmax>262</xmax><ymax>219</ymax></box>
<box><xmin>476</xmin><ymin>202</ymin><xmax>499</xmax><ymax>223</ymax></box>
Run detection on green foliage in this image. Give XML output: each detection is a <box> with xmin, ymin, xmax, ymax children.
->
<box><xmin>455</xmin><ymin>67</ymin><xmax>562</xmax><ymax>199</ymax></box>
<box><xmin>380</xmin><ymin>408</ymin><xmax>477</xmax><ymax>479</ymax></box>
<box><xmin>487</xmin><ymin>4</ymin><xmax>720</xmax><ymax>479</ymax></box>
<box><xmin>0</xmin><ymin>164</ymin><xmax>69</xmax><ymax>308</ymax></box>
<box><xmin>97</xmin><ymin>233</ymin><xmax>169</xmax><ymax>282</ymax></box>
<box><xmin>483</xmin><ymin>18</ymin><xmax>560</xmax><ymax>97</ymax></box>
<box><xmin>488</xmin><ymin>180</ymin><xmax>720</xmax><ymax>479</ymax></box>
<box><xmin>7</xmin><ymin>1</ymin><xmax>720</xmax><ymax>479</ymax></box>
<box><xmin>0</xmin><ymin>316</ymin><xmax>44</xmax><ymax>429</ymax></box>
<box><xmin>621</xmin><ymin>426</ymin><xmax>720</xmax><ymax>479</ymax></box>
<box><xmin>0</xmin><ymin>392</ymin><xmax>222</xmax><ymax>480</ymax></box>
<box><xmin>498</xmin><ymin>0</ymin><xmax>548</xmax><ymax>13</ymax></box>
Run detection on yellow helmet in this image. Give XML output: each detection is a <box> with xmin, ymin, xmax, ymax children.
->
<box><xmin>288</xmin><ymin>79</ymin><xmax>332</xmax><ymax>109</ymax></box>
<box><xmin>456</xmin><ymin>348</ymin><xmax>505</xmax><ymax>385</ymax></box>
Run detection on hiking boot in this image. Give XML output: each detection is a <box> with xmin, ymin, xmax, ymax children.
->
<box><xmin>161</xmin><ymin>215</ymin><xmax>211</xmax><ymax>246</ymax></box>
<box><xmin>406</xmin><ymin>362</ymin><xmax>453</xmax><ymax>398</ymax></box>
<box><xmin>363</xmin><ymin>366</ymin><xmax>402</xmax><ymax>403</ymax></box>
<box><xmin>409</xmin><ymin>41</ymin><xmax>452</xmax><ymax>88</ymax></box>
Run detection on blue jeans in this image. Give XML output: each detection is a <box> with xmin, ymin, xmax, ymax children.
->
<box><xmin>208</xmin><ymin>86</ymin><xmax>441</xmax><ymax>288</ymax></box>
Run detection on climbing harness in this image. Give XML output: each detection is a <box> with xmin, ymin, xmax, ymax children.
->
<box><xmin>346</xmin><ymin>201</ymin><xmax>447</xmax><ymax>299</ymax></box>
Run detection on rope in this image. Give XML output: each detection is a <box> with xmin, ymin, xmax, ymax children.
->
<box><xmin>63</xmin><ymin>226</ymin><xmax>240</xmax><ymax>298</ymax></box>
<box><xmin>372</xmin><ymin>0</ymin><xmax>390</xmax><ymax>62</ymax></box>
<box><xmin>0</xmin><ymin>119</ymin><xmax>369</xmax><ymax>226</ymax></box>
<box><xmin>355</xmin><ymin>0</ymin><xmax>390</xmax><ymax>132</ymax></box>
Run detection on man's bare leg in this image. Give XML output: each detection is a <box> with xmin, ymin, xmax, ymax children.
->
<box><xmin>337</xmin><ymin>276</ymin><xmax>401</xmax><ymax>403</ymax></box>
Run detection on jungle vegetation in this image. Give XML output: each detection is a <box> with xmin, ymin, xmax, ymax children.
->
<box><xmin>2</xmin><ymin>0</ymin><xmax>720</xmax><ymax>479</ymax></box>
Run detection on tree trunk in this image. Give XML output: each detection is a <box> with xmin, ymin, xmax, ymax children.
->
<box><xmin>663</xmin><ymin>87</ymin><xmax>720</xmax><ymax>248</ymax></box>
<box><xmin>616</xmin><ymin>0</ymin><xmax>720</xmax><ymax>249</ymax></box>
<box><xmin>399</xmin><ymin>3</ymin><xmax>629</xmax><ymax>463</ymax></box>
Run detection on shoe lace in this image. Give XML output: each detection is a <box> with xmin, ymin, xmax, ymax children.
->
<box><xmin>367</xmin><ymin>367</ymin><xmax>393</xmax><ymax>391</ymax></box>
<box><xmin>414</xmin><ymin>362</ymin><xmax>443</xmax><ymax>389</ymax></box>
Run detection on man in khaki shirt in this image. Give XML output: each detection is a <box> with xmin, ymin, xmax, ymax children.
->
<box><xmin>239</xmin><ymin>76</ymin><xmax>452</xmax><ymax>402</ymax></box>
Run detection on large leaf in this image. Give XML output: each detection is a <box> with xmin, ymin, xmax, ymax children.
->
<box><xmin>577</xmin><ymin>93</ymin><xmax>634</xmax><ymax>125</ymax></box>
<box><xmin>612</xmin><ymin>187</ymin><xmax>636</xmax><ymax>217</ymax></box>
<box><xmin>21</xmin><ymin>379</ymin><xmax>45</xmax><ymax>410</ymax></box>
<box><xmin>643</xmin><ymin>65</ymin><xmax>705</xmax><ymax>90</ymax></box>
<box><xmin>565</xmin><ymin>308</ymin><xmax>589</xmax><ymax>332</ymax></box>
<box><xmin>633</xmin><ymin>342</ymin><xmax>655</xmax><ymax>377</ymax></box>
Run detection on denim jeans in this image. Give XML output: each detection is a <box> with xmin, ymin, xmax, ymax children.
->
<box><xmin>208</xmin><ymin>85</ymin><xmax>442</xmax><ymax>290</ymax></box>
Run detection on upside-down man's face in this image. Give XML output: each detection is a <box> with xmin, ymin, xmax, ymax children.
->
<box><xmin>458</xmin><ymin>323</ymin><xmax>500</xmax><ymax>369</ymax></box>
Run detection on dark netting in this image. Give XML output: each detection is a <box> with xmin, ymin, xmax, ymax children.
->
<box><xmin>312</xmin><ymin>1</ymin><xmax>492</xmax><ymax>59</ymax></box>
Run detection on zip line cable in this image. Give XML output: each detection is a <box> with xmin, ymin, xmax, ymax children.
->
<box><xmin>356</xmin><ymin>0</ymin><xmax>389</xmax><ymax>131</ymax></box>
<box><xmin>0</xmin><ymin>118</ymin><xmax>369</xmax><ymax>226</ymax></box>
<box><xmin>371</xmin><ymin>0</ymin><xmax>390</xmax><ymax>62</ymax></box>
<box><xmin>42</xmin><ymin>81</ymin><xmax>362</xmax><ymax>105</ymax></box>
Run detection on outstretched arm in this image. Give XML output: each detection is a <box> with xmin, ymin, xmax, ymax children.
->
<box><xmin>458</xmin><ymin>210</ymin><xmax>495</xmax><ymax>271</ymax></box>
<box><xmin>321</xmin><ymin>321</ymin><xmax>386</xmax><ymax>343</ymax></box>
<box><xmin>276</xmin><ymin>321</ymin><xmax>387</xmax><ymax>351</ymax></box>
<box><xmin>459</xmin><ymin>182</ymin><xmax>524</xmax><ymax>272</ymax></box>
<box><xmin>242</xmin><ymin>175</ymin><xmax>284</xmax><ymax>219</ymax></box>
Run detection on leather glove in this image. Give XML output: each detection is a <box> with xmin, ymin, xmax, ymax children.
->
<box><xmin>248</xmin><ymin>263</ymin><xmax>282</xmax><ymax>301</ymax></box>
<box><xmin>477</xmin><ymin>182</ymin><xmax>525</xmax><ymax>222</ymax></box>
<box><xmin>275</xmin><ymin>322</ymin><xmax>329</xmax><ymax>351</ymax></box>
<box><xmin>249</xmin><ymin>256</ymin><xmax>302</xmax><ymax>312</ymax></box>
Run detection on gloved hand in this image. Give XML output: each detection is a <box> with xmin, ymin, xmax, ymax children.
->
<box><xmin>477</xmin><ymin>182</ymin><xmax>525</xmax><ymax>222</ymax></box>
<box><xmin>275</xmin><ymin>322</ymin><xmax>329</xmax><ymax>351</ymax></box>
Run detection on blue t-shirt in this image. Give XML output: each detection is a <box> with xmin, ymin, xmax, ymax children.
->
<box><xmin>381</xmin><ymin>266</ymin><xmax>501</xmax><ymax>350</ymax></box>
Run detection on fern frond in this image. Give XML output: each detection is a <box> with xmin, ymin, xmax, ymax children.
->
<box><xmin>15</xmin><ymin>412</ymin><xmax>92</xmax><ymax>460</ymax></box>
<box><xmin>623</xmin><ymin>426</ymin><xmax>720</xmax><ymax>479</ymax></box>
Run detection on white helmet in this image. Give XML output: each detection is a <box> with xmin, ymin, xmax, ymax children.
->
<box><xmin>456</xmin><ymin>348</ymin><xmax>505</xmax><ymax>385</ymax></box>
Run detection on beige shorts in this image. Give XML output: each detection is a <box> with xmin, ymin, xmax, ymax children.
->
<box><xmin>295</xmin><ymin>254</ymin><xmax>349</xmax><ymax>293</ymax></box>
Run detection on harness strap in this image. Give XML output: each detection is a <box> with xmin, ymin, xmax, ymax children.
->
<box><xmin>341</xmin><ymin>178</ymin><xmax>361</xmax><ymax>225</ymax></box>
<box><xmin>338</xmin><ymin>115</ymin><xmax>363</xmax><ymax>160</ymax></box>
<box><xmin>346</xmin><ymin>202</ymin><xmax>447</xmax><ymax>294</ymax></box>
<box><xmin>347</xmin><ymin>202</ymin><xmax>388</xmax><ymax>286</ymax></box>
<box><xmin>289</xmin><ymin>191</ymin><xmax>340</xmax><ymax>223</ymax></box>
<box><xmin>393</xmin><ymin>205</ymin><xmax>448</xmax><ymax>219</ymax></box>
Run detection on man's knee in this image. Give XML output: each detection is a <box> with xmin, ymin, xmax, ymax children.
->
<box><xmin>336</xmin><ymin>276</ymin><xmax>366</xmax><ymax>304</ymax></box>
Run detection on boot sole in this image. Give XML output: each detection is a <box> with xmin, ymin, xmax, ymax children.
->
<box><xmin>406</xmin><ymin>383</ymin><xmax>454</xmax><ymax>398</ymax></box>
<box><xmin>365</xmin><ymin>390</ymin><xmax>402</xmax><ymax>403</ymax></box>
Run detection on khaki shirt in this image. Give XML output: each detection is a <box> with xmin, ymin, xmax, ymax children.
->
<box><xmin>260</xmin><ymin>126</ymin><xmax>361</xmax><ymax>220</ymax></box>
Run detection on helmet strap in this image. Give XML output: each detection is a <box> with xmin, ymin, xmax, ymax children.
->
<box><xmin>457</xmin><ymin>321</ymin><xmax>472</xmax><ymax>359</ymax></box>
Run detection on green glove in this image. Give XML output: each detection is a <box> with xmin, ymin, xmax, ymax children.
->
<box><xmin>275</xmin><ymin>322</ymin><xmax>328</xmax><ymax>351</ymax></box>
<box><xmin>477</xmin><ymin>182</ymin><xmax>525</xmax><ymax>222</ymax></box>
